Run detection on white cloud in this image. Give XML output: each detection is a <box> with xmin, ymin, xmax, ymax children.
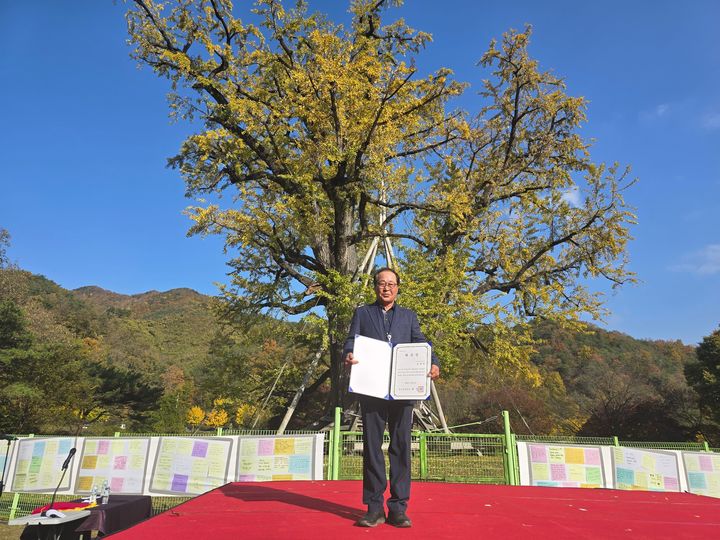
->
<box><xmin>655</xmin><ymin>104</ymin><xmax>669</xmax><ymax>117</ymax></box>
<box><xmin>702</xmin><ymin>112</ymin><xmax>720</xmax><ymax>130</ymax></box>
<box><xmin>639</xmin><ymin>103</ymin><xmax>671</xmax><ymax>123</ymax></box>
<box><xmin>561</xmin><ymin>186</ymin><xmax>581</xmax><ymax>207</ymax></box>
<box><xmin>670</xmin><ymin>244</ymin><xmax>720</xmax><ymax>275</ymax></box>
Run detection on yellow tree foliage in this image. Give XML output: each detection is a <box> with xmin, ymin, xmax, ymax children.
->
<box><xmin>205</xmin><ymin>408</ymin><xmax>229</xmax><ymax>428</ymax></box>
<box><xmin>127</xmin><ymin>2</ymin><xmax>636</xmax><ymax>407</ymax></box>
<box><xmin>186</xmin><ymin>405</ymin><xmax>205</xmax><ymax>427</ymax></box>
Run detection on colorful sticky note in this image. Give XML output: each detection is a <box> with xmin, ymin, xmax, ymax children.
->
<box><xmin>529</xmin><ymin>445</ymin><xmax>548</xmax><ymax>462</ymax></box>
<box><xmin>688</xmin><ymin>472</ymin><xmax>708</xmax><ymax>490</ymax></box>
<box><xmin>565</xmin><ymin>447</ymin><xmax>584</xmax><ymax>465</ymax></box>
<box><xmin>171</xmin><ymin>474</ymin><xmax>189</xmax><ymax>492</ymax></box>
<box><xmin>113</xmin><ymin>456</ymin><xmax>128</xmax><ymax>470</ymax></box>
<box><xmin>258</xmin><ymin>439</ymin><xmax>274</xmax><ymax>456</ymax></box>
<box><xmin>110</xmin><ymin>477</ymin><xmax>125</xmax><ymax>492</ymax></box>
<box><xmin>81</xmin><ymin>455</ymin><xmax>98</xmax><ymax>470</ymax></box>
<box><xmin>97</xmin><ymin>440</ymin><xmax>110</xmax><ymax>455</ymax></box>
<box><xmin>616</xmin><ymin>467</ymin><xmax>635</xmax><ymax>486</ymax></box>
<box><xmin>192</xmin><ymin>441</ymin><xmax>209</xmax><ymax>458</ymax></box>
<box><xmin>274</xmin><ymin>438</ymin><xmax>295</xmax><ymax>455</ymax></box>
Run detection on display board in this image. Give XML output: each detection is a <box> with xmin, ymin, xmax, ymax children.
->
<box><xmin>612</xmin><ymin>447</ymin><xmax>680</xmax><ymax>492</ymax></box>
<box><xmin>75</xmin><ymin>437</ymin><xmax>150</xmax><ymax>494</ymax></box>
<box><xmin>11</xmin><ymin>438</ymin><xmax>76</xmax><ymax>493</ymax></box>
<box><xmin>149</xmin><ymin>437</ymin><xmax>233</xmax><ymax>495</ymax></box>
<box><xmin>526</xmin><ymin>443</ymin><xmax>606</xmax><ymax>488</ymax></box>
<box><xmin>683</xmin><ymin>451</ymin><xmax>720</xmax><ymax>498</ymax></box>
<box><xmin>237</xmin><ymin>434</ymin><xmax>324</xmax><ymax>481</ymax></box>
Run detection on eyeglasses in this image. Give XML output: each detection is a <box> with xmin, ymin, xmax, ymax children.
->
<box><xmin>376</xmin><ymin>281</ymin><xmax>398</xmax><ymax>289</ymax></box>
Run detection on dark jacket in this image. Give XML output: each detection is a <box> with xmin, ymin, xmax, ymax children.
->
<box><xmin>343</xmin><ymin>303</ymin><xmax>440</xmax><ymax>367</ymax></box>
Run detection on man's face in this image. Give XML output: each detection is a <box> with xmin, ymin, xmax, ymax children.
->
<box><xmin>374</xmin><ymin>270</ymin><xmax>399</xmax><ymax>307</ymax></box>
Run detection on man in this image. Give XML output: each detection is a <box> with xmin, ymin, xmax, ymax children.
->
<box><xmin>343</xmin><ymin>267</ymin><xmax>440</xmax><ymax>528</ymax></box>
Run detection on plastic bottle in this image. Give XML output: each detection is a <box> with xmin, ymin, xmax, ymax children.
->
<box><xmin>90</xmin><ymin>485</ymin><xmax>98</xmax><ymax>504</ymax></box>
<box><xmin>101</xmin><ymin>482</ymin><xmax>110</xmax><ymax>504</ymax></box>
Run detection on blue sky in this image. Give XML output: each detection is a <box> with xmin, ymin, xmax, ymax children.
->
<box><xmin>1</xmin><ymin>1</ymin><xmax>718</xmax><ymax>345</ymax></box>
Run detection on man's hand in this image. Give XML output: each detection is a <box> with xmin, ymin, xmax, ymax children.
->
<box><xmin>428</xmin><ymin>364</ymin><xmax>440</xmax><ymax>381</ymax></box>
<box><xmin>345</xmin><ymin>352</ymin><xmax>358</xmax><ymax>366</ymax></box>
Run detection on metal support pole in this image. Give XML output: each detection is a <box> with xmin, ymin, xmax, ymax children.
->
<box><xmin>430</xmin><ymin>381</ymin><xmax>450</xmax><ymax>434</ymax></box>
<box><xmin>332</xmin><ymin>407</ymin><xmax>342</xmax><ymax>480</ymax></box>
<box><xmin>419</xmin><ymin>432</ymin><xmax>428</xmax><ymax>479</ymax></box>
<box><xmin>502</xmin><ymin>410</ymin><xmax>517</xmax><ymax>485</ymax></box>
<box><xmin>276</xmin><ymin>348</ymin><xmax>325</xmax><ymax>435</ymax></box>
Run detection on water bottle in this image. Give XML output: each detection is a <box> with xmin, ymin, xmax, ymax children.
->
<box><xmin>90</xmin><ymin>485</ymin><xmax>98</xmax><ymax>504</ymax></box>
<box><xmin>101</xmin><ymin>482</ymin><xmax>110</xmax><ymax>504</ymax></box>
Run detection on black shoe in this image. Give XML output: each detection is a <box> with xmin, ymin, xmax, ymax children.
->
<box><xmin>387</xmin><ymin>511</ymin><xmax>412</xmax><ymax>528</ymax></box>
<box><xmin>356</xmin><ymin>510</ymin><xmax>386</xmax><ymax>527</ymax></box>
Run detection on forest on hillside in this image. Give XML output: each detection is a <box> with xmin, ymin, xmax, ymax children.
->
<box><xmin>2</xmin><ymin>267</ymin><xmax>718</xmax><ymax>443</ymax></box>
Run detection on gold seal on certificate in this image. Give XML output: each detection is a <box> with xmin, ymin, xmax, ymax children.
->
<box><xmin>349</xmin><ymin>335</ymin><xmax>431</xmax><ymax>400</ymax></box>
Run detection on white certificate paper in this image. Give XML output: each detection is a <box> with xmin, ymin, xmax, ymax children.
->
<box><xmin>349</xmin><ymin>335</ymin><xmax>392</xmax><ymax>399</ymax></box>
<box><xmin>390</xmin><ymin>343</ymin><xmax>431</xmax><ymax>400</ymax></box>
<box><xmin>349</xmin><ymin>335</ymin><xmax>431</xmax><ymax>400</ymax></box>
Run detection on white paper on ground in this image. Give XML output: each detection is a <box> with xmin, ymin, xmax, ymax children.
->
<box><xmin>349</xmin><ymin>335</ymin><xmax>392</xmax><ymax>399</ymax></box>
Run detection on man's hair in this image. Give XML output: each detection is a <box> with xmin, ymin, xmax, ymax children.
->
<box><xmin>373</xmin><ymin>267</ymin><xmax>400</xmax><ymax>286</ymax></box>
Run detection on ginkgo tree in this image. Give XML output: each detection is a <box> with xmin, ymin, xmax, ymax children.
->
<box><xmin>126</xmin><ymin>0</ymin><xmax>636</xmax><ymax>410</ymax></box>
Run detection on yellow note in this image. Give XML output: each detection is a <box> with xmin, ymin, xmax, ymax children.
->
<box><xmin>84</xmin><ymin>441</ymin><xmax>98</xmax><ymax>455</ymax></box>
<box><xmin>567</xmin><ymin>464</ymin><xmax>585</xmax><ymax>482</ymax></box>
<box><xmin>565</xmin><ymin>447</ymin><xmax>584</xmax><ymax>465</ymax></box>
<box><xmin>548</xmin><ymin>447</ymin><xmax>565</xmax><ymax>463</ymax></box>
<box><xmin>239</xmin><ymin>457</ymin><xmax>255</xmax><ymax>473</ymax></box>
<box><xmin>294</xmin><ymin>438</ymin><xmax>312</xmax><ymax>454</ymax></box>
<box><xmin>177</xmin><ymin>439</ymin><xmax>193</xmax><ymax>455</ymax></box>
<box><xmin>241</xmin><ymin>441</ymin><xmax>257</xmax><ymax>456</ymax></box>
<box><xmin>77</xmin><ymin>476</ymin><xmax>94</xmax><ymax>491</ymax></box>
<box><xmin>112</xmin><ymin>440</ymin><xmax>125</xmax><ymax>454</ymax></box>
<box><xmin>531</xmin><ymin>462</ymin><xmax>550</xmax><ymax>481</ymax></box>
<box><xmin>642</xmin><ymin>455</ymin><xmax>655</xmax><ymax>471</ymax></box>
<box><xmin>273</xmin><ymin>456</ymin><xmax>290</xmax><ymax>473</ymax></box>
<box><xmin>129</xmin><ymin>454</ymin><xmax>145</xmax><ymax>470</ymax></box>
<box><xmin>128</xmin><ymin>440</ymin><xmax>143</xmax><ymax>452</ymax></box>
<box><xmin>272</xmin><ymin>474</ymin><xmax>293</xmax><ymax>481</ymax></box>
<box><xmin>635</xmin><ymin>472</ymin><xmax>648</xmax><ymax>488</ymax></box>
<box><xmin>81</xmin><ymin>455</ymin><xmax>98</xmax><ymax>470</ymax></box>
<box><xmin>96</xmin><ymin>455</ymin><xmax>111</xmax><ymax>469</ymax></box>
<box><xmin>274</xmin><ymin>438</ymin><xmax>295</xmax><ymax>455</ymax></box>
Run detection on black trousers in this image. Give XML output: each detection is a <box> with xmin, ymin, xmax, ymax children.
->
<box><xmin>359</xmin><ymin>396</ymin><xmax>414</xmax><ymax>513</ymax></box>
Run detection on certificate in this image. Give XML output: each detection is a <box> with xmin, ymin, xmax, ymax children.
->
<box><xmin>349</xmin><ymin>335</ymin><xmax>431</xmax><ymax>400</ymax></box>
<box><xmin>390</xmin><ymin>343</ymin><xmax>431</xmax><ymax>400</ymax></box>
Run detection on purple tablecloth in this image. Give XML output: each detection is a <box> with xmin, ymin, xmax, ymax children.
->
<box><xmin>76</xmin><ymin>495</ymin><xmax>152</xmax><ymax>535</ymax></box>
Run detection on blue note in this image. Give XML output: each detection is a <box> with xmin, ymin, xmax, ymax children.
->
<box><xmin>289</xmin><ymin>455</ymin><xmax>311</xmax><ymax>474</ymax></box>
<box><xmin>616</xmin><ymin>467</ymin><xmax>635</xmax><ymax>485</ymax></box>
<box><xmin>58</xmin><ymin>439</ymin><xmax>72</xmax><ymax>454</ymax></box>
<box><xmin>32</xmin><ymin>441</ymin><xmax>46</xmax><ymax>457</ymax></box>
<box><xmin>688</xmin><ymin>472</ymin><xmax>707</xmax><ymax>490</ymax></box>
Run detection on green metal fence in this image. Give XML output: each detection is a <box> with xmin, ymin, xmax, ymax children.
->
<box><xmin>4</xmin><ymin>412</ymin><xmax>720</xmax><ymax>523</ymax></box>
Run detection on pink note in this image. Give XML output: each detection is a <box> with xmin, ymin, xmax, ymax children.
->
<box><xmin>110</xmin><ymin>477</ymin><xmax>124</xmax><ymax>492</ymax></box>
<box><xmin>97</xmin><ymin>440</ymin><xmax>110</xmax><ymax>455</ymax></box>
<box><xmin>530</xmin><ymin>445</ymin><xmax>548</xmax><ymax>462</ymax></box>
<box><xmin>699</xmin><ymin>455</ymin><xmax>713</xmax><ymax>472</ymax></box>
<box><xmin>664</xmin><ymin>476</ymin><xmax>679</xmax><ymax>491</ymax></box>
<box><xmin>258</xmin><ymin>439</ymin><xmax>274</xmax><ymax>456</ymax></box>
<box><xmin>584</xmin><ymin>448</ymin><xmax>601</xmax><ymax>465</ymax></box>
<box><xmin>113</xmin><ymin>456</ymin><xmax>128</xmax><ymax>470</ymax></box>
<box><xmin>550</xmin><ymin>463</ymin><xmax>567</xmax><ymax>481</ymax></box>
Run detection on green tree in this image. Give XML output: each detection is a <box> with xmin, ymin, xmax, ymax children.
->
<box><xmin>686</xmin><ymin>326</ymin><xmax>720</xmax><ymax>440</ymax></box>
<box><xmin>126</xmin><ymin>1</ymin><xmax>635</xmax><ymax>410</ymax></box>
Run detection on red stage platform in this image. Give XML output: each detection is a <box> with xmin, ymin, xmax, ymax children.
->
<box><xmin>109</xmin><ymin>481</ymin><xmax>720</xmax><ymax>539</ymax></box>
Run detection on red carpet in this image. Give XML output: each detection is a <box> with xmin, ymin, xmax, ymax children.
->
<box><xmin>109</xmin><ymin>481</ymin><xmax>720</xmax><ymax>539</ymax></box>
